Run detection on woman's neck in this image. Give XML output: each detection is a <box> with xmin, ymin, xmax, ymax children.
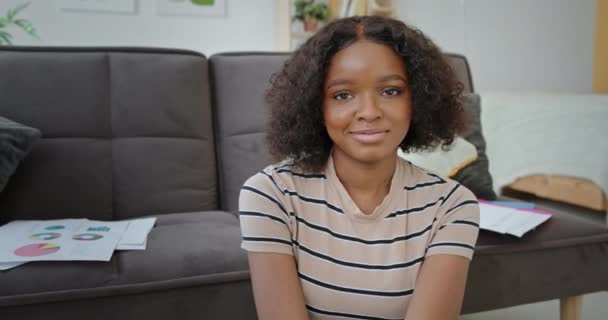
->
<box><xmin>332</xmin><ymin>150</ymin><xmax>397</xmax><ymax>213</ymax></box>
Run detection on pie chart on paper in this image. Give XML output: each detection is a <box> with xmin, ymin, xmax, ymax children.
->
<box><xmin>72</xmin><ymin>233</ymin><xmax>103</xmax><ymax>241</ymax></box>
<box><xmin>14</xmin><ymin>243</ymin><xmax>61</xmax><ymax>257</ymax></box>
<box><xmin>30</xmin><ymin>232</ymin><xmax>61</xmax><ymax>240</ymax></box>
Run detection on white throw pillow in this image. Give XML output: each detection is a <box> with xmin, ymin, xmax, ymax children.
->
<box><xmin>398</xmin><ymin>136</ymin><xmax>478</xmax><ymax>178</ymax></box>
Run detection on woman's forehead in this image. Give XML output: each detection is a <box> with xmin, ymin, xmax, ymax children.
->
<box><xmin>326</xmin><ymin>41</ymin><xmax>407</xmax><ymax>80</ymax></box>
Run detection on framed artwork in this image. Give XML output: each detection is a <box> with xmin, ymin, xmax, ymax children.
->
<box><xmin>59</xmin><ymin>0</ymin><xmax>138</xmax><ymax>14</ymax></box>
<box><xmin>156</xmin><ymin>0</ymin><xmax>226</xmax><ymax>17</ymax></box>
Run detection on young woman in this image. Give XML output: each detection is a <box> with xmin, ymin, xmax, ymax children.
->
<box><xmin>239</xmin><ymin>16</ymin><xmax>480</xmax><ymax>320</ymax></box>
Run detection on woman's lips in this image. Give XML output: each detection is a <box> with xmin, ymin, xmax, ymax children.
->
<box><xmin>350</xmin><ymin>129</ymin><xmax>389</xmax><ymax>143</ymax></box>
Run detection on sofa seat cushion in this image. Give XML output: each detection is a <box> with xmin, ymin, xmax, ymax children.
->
<box><xmin>463</xmin><ymin>201</ymin><xmax>608</xmax><ymax>313</ymax></box>
<box><xmin>0</xmin><ymin>210</ymin><xmax>249</xmax><ymax>307</ymax></box>
<box><xmin>114</xmin><ymin>211</ymin><xmax>247</xmax><ymax>284</ymax></box>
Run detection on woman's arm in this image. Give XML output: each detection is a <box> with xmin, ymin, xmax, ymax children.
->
<box><xmin>404</xmin><ymin>255</ymin><xmax>471</xmax><ymax>320</ymax></box>
<box><xmin>248</xmin><ymin>252</ymin><xmax>310</xmax><ymax>320</ymax></box>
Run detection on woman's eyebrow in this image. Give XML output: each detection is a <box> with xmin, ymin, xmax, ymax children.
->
<box><xmin>326</xmin><ymin>78</ymin><xmax>355</xmax><ymax>89</ymax></box>
<box><xmin>378</xmin><ymin>74</ymin><xmax>407</xmax><ymax>83</ymax></box>
<box><xmin>325</xmin><ymin>74</ymin><xmax>407</xmax><ymax>90</ymax></box>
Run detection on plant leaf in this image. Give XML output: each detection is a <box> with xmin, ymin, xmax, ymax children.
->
<box><xmin>0</xmin><ymin>18</ymin><xmax>6</xmax><ymax>28</ymax></box>
<box><xmin>14</xmin><ymin>19</ymin><xmax>37</xmax><ymax>37</ymax></box>
<box><xmin>7</xmin><ymin>3</ymin><xmax>30</xmax><ymax>22</ymax></box>
<box><xmin>0</xmin><ymin>30</ymin><xmax>13</xmax><ymax>45</ymax></box>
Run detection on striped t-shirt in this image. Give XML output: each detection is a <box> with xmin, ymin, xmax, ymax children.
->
<box><xmin>239</xmin><ymin>155</ymin><xmax>480</xmax><ymax>320</ymax></box>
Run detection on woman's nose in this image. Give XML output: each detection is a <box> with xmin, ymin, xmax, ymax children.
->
<box><xmin>357</xmin><ymin>92</ymin><xmax>382</xmax><ymax>121</ymax></box>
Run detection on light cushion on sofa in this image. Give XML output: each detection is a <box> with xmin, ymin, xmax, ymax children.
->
<box><xmin>0</xmin><ymin>116</ymin><xmax>40</xmax><ymax>192</ymax></box>
<box><xmin>398</xmin><ymin>136</ymin><xmax>478</xmax><ymax>177</ymax></box>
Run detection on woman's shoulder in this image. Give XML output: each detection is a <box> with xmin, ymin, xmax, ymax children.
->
<box><xmin>398</xmin><ymin>157</ymin><xmax>476</xmax><ymax>201</ymax></box>
<box><xmin>242</xmin><ymin>160</ymin><xmax>292</xmax><ymax>189</ymax></box>
<box><xmin>397</xmin><ymin>159</ymin><xmax>479</xmax><ymax>229</ymax></box>
<box><xmin>243</xmin><ymin>159</ymin><xmax>328</xmax><ymax>192</ymax></box>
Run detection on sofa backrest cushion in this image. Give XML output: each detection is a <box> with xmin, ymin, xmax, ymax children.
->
<box><xmin>0</xmin><ymin>47</ymin><xmax>217</xmax><ymax>222</ymax></box>
<box><xmin>209</xmin><ymin>53</ymin><xmax>285</xmax><ymax>213</ymax></box>
<box><xmin>210</xmin><ymin>52</ymin><xmax>473</xmax><ymax>212</ymax></box>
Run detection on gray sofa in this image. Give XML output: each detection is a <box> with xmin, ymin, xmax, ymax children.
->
<box><xmin>0</xmin><ymin>47</ymin><xmax>607</xmax><ymax>320</ymax></box>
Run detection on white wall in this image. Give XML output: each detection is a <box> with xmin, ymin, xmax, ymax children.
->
<box><xmin>1</xmin><ymin>0</ymin><xmax>276</xmax><ymax>55</ymax></box>
<box><xmin>2</xmin><ymin>0</ymin><xmax>596</xmax><ymax>93</ymax></box>
<box><xmin>398</xmin><ymin>0</ymin><xmax>596</xmax><ymax>93</ymax></box>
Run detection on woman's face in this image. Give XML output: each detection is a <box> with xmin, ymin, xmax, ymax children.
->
<box><xmin>323</xmin><ymin>40</ymin><xmax>412</xmax><ymax>165</ymax></box>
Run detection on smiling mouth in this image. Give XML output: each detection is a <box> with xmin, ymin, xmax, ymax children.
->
<box><xmin>350</xmin><ymin>129</ymin><xmax>389</xmax><ymax>143</ymax></box>
<box><xmin>350</xmin><ymin>129</ymin><xmax>389</xmax><ymax>134</ymax></box>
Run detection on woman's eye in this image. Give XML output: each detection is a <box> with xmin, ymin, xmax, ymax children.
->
<box><xmin>334</xmin><ymin>92</ymin><xmax>353</xmax><ymax>101</ymax></box>
<box><xmin>382</xmin><ymin>88</ymin><xmax>402</xmax><ymax>96</ymax></box>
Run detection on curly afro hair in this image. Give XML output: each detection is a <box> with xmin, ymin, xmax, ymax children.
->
<box><xmin>265</xmin><ymin>15</ymin><xmax>466</xmax><ymax>172</ymax></box>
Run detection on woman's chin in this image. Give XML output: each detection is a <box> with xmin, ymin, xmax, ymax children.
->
<box><xmin>337</xmin><ymin>146</ymin><xmax>397</xmax><ymax>165</ymax></box>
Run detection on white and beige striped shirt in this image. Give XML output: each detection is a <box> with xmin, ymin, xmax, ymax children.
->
<box><xmin>239</xmin><ymin>155</ymin><xmax>480</xmax><ymax>320</ymax></box>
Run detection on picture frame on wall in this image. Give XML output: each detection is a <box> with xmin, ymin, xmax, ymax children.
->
<box><xmin>156</xmin><ymin>0</ymin><xmax>226</xmax><ymax>17</ymax></box>
<box><xmin>59</xmin><ymin>0</ymin><xmax>138</xmax><ymax>14</ymax></box>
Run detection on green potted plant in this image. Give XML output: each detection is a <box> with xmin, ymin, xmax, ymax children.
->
<box><xmin>191</xmin><ymin>0</ymin><xmax>215</xmax><ymax>5</ymax></box>
<box><xmin>0</xmin><ymin>3</ymin><xmax>38</xmax><ymax>45</ymax></box>
<box><xmin>294</xmin><ymin>0</ymin><xmax>329</xmax><ymax>32</ymax></box>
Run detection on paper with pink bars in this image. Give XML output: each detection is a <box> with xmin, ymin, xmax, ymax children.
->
<box><xmin>478</xmin><ymin>200</ymin><xmax>552</xmax><ymax>237</ymax></box>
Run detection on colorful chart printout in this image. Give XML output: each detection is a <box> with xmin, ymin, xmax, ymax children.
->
<box><xmin>14</xmin><ymin>243</ymin><xmax>60</xmax><ymax>257</ymax></box>
<box><xmin>45</xmin><ymin>225</ymin><xmax>65</xmax><ymax>230</ymax></box>
<box><xmin>87</xmin><ymin>226</ymin><xmax>110</xmax><ymax>232</ymax></box>
<box><xmin>72</xmin><ymin>233</ymin><xmax>103</xmax><ymax>241</ymax></box>
<box><xmin>30</xmin><ymin>232</ymin><xmax>61</xmax><ymax>240</ymax></box>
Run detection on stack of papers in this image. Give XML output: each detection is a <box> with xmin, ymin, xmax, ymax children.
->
<box><xmin>479</xmin><ymin>201</ymin><xmax>552</xmax><ymax>237</ymax></box>
<box><xmin>0</xmin><ymin>217</ymin><xmax>156</xmax><ymax>271</ymax></box>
